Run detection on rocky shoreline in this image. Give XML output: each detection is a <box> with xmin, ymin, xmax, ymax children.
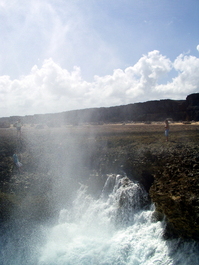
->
<box><xmin>0</xmin><ymin>123</ymin><xmax>199</xmax><ymax>240</ymax></box>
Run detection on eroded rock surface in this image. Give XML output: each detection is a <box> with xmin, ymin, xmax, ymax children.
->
<box><xmin>1</xmin><ymin>125</ymin><xmax>199</xmax><ymax>240</ymax></box>
<box><xmin>149</xmin><ymin>144</ymin><xmax>199</xmax><ymax>239</ymax></box>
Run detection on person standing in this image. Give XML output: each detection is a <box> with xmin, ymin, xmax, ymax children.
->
<box><xmin>13</xmin><ymin>153</ymin><xmax>23</xmax><ymax>173</ymax></box>
<box><xmin>164</xmin><ymin>119</ymin><xmax>170</xmax><ymax>142</ymax></box>
<box><xmin>16</xmin><ymin>119</ymin><xmax>22</xmax><ymax>137</ymax></box>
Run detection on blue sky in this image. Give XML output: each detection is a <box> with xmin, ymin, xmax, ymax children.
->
<box><xmin>0</xmin><ymin>0</ymin><xmax>199</xmax><ymax>117</ymax></box>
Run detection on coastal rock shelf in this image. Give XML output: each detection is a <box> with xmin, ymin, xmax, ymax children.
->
<box><xmin>0</xmin><ymin>123</ymin><xmax>199</xmax><ymax>239</ymax></box>
<box><xmin>149</xmin><ymin>144</ymin><xmax>199</xmax><ymax>239</ymax></box>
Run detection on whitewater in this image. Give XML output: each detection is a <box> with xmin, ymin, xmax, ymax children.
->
<box><xmin>1</xmin><ymin>174</ymin><xmax>199</xmax><ymax>265</ymax></box>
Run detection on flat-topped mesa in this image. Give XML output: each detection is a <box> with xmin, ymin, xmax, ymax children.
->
<box><xmin>1</xmin><ymin>92</ymin><xmax>199</xmax><ymax>125</ymax></box>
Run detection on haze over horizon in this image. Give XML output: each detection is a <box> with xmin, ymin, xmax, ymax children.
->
<box><xmin>0</xmin><ymin>0</ymin><xmax>199</xmax><ymax>117</ymax></box>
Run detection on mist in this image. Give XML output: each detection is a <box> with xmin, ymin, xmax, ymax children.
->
<box><xmin>0</xmin><ymin>124</ymin><xmax>104</xmax><ymax>264</ymax></box>
<box><xmin>1</xmin><ymin>119</ymin><xmax>199</xmax><ymax>265</ymax></box>
<box><xmin>1</xmin><ymin>0</ymin><xmax>199</xmax><ymax>263</ymax></box>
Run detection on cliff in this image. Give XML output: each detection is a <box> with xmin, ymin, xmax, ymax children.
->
<box><xmin>1</xmin><ymin>93</ymin><xmax>199</xmax><ymax>126</ymax></box>
<box><xmin>149</xmin><ymin>144</ymin><xmax>199</xmax><ymax>239</ymax></box>
<box><xmin>84</xmin><ymin>124</ymin><xmax>199</xmax><ymax>239</ymax></box>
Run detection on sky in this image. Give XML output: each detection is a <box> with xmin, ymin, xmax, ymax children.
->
<box><xmin>0</xmin><ymin>0</ymin><xmax>199</xmax><ymax>117</ymax></box>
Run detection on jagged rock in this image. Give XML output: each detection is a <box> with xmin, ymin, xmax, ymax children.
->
<box><xmin>1</xmin><ymin>122</ymin><xmax>199</xmax><ymax>240</ymax></box>
<box><xmin>149</xmin><ymin>145</ymin><xmax>199</xmax><ymax>239</ymax></box>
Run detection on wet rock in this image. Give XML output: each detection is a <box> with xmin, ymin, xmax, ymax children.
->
<box><xmin>149</xmin><ymin>145</ymin><xmax>199</xmax><ymax>239</ymax></box>
<box><xmin>1</xmin><ymin>125</ymin><xmax>199</xmax><ymax>240</ymax></box>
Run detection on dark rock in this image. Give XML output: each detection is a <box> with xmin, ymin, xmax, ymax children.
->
<box><xmin>1</xmin><ymin>92</ymin><xmax>199</xmax><ymax>125</ymax></box>
<box><xmin>0</xmin><ymin>122</ymin><xmax>10</xmax><ymax>128</ymax></box>
<box><xmin>1</xmin><ymin>121</ymin><xmax>199</xmax><ymax>240</ymax></box>
<box><xmin>149</xmin><ymin>145</ymin><xmax>199</xmax><ymax>240</ymax></box>
<box><xmin>151</xmin><ymin>211</ymin><xmax>164</xmax><ymax>222</ymax></box>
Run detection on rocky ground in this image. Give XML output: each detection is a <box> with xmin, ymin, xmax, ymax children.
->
<box><xmin>0</xmin><ymin>122</ymin><xmax>199</xmax><ymax>239</ymax></box>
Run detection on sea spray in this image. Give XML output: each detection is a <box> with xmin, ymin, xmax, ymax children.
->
<box><xmin>38</xmin><ymin>174</ymin><xmax>199</xmax><ymax>265</ymax></box>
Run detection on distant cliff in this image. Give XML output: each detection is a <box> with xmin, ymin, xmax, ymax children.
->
<box><xmin>1</xmin><ymin>93</ymin><xmax>199</xmax><ymax>126</ymax></box>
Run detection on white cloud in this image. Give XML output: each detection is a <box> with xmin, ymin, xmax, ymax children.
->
<box><xmin>1</xmin><ymin>51</ymin><xmax>199</xmax><ymax>117</ymax></box>
<box><xmin>197</xmin><ymin>45</ymin><xmax>199</xmax><ymax>52</ymax></box>
<box><xmin>125</xmin><ymin>50</ymin><xmax>172</xmax><ymax>97</ymax></box>
<box><xmin>88</xmin><ymin>50</ymin><xmax>172</xmax><ymax>106</ymax></box>
<box><xmin>155</xmin><ymin>54</ymin><xmax>199</xmax><ymax>98</ymax></box>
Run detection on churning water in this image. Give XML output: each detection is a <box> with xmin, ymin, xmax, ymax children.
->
<box><xmin>1</xmin><ymin>174</ymin><xmax>199</xmax><ymax>265</ymax></box>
